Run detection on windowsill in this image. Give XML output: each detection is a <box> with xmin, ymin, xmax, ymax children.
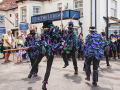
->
<box><xmin>20</xmin><ymin>22</ymin><xmax>27</xmax><ymax>23</ymax></box>
<box><xmin>0</xmin><ymin>27</ymin><xmax>5</xmax><ymax>28</ymax></box>
<box><xmin>110</xmin><ymin>16</ymin><xmax>118</xmax><ymax>19</ymax></box>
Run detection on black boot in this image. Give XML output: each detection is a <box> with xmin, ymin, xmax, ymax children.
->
<box><xmin>28</xmin><ymin>71</ymin><xmax>32</xmax><ymax>78</ymax></box>
<box><xmin>63</xmin><ymin>64</ymin><xmax>69</xmax><ymax>68</ymax></box>
<box><xmin>85</xmin><ymin>77</ymin><xmax>90</xmax><ymax>81</ymax></box>
<box><xmin>92</xmin><ymin>81</ymin><xmax>97</xmax><ymax>86</ymax></box>
<box><xmin>42</xmin><ymin>81</ymin><xmax>48</xmax><ymax>90</ymax></box>
<box><xmin>74</xmin><ymin>67</ymin><xmax>78</xmax><ymax>74</ymax></box>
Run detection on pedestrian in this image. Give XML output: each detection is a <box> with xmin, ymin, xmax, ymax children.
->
<box><xmin>15</xmin><ymin>34</ymin><xmax>24</xmax><ymax>62</ymax></box>
<box><xmin>84</xmin><ymin>26</ymin><xmax>104</xmax><ymax>86</ymax></box>
<box><xmin>35</xmin><ymin>33</ymin><xmax>38</xmax><ymax>39</ymax></box>
<box><xmin>0</xmin><ymin>39</ymin><xmax>5</xmax><ymax>58</ymax></box>
<box><xmin>62</xmin><ymin>21</ymin><xmax>78</xmax><ymax>75</ymax></box>
<box><xmin>22</xmin><ymin>31</ymin><xmax>27</xmax><ymax>59</ymax></box>
<box><xmin>3</xmin><ymin>29</ymin><xmax>13</xmax><ymax>62</ymax></box>
<box><xmin>26</xmin><ymin>34</ymin><xmax>30</xmax><ymax>62</ymax></box>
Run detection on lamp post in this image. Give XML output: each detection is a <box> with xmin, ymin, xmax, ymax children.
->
<box><xmin>79</xmin><ymin>21</ymin><xmax>82</xmax><ymax>34</ymax></box>
<box><xmin>106</xmin><ymin>0</ymin><xmax>108</xmax><ymax>40</ymax></box>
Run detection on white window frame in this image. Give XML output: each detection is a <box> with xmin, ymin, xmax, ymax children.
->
<box><xmin>111</xmin><ymin>0</ymin><xmax>117</xmax><ymax>18</ymax></box>
<box><xmin>108</xmin><ymin>26</ymin><xmax>120</xmax><ymax>37</ymax></box>
<box><xmin>74</xmin><ymin>0</ymin><xmax>83</xmax><ymax>16</ymax></box>
<box><xmin>0</xmin><ymin>15</ymin><xmax>5</xmax><ymax>27</ymax></box>
<box><xmin>15</xmin><ymin>13</ymin><xmax>18</xmax><ymax>27</ymax></box>
<box><xmin>21</xmin><ymin>7</ymin><xmax>27</xmax><ymax>22</ymax></box>
<box><xmin>58</xmin><ymin>3</ymin><xmax>62</xmax><ymax>11</ymax></box>
<box><xmin>33</xmin><ymin>6</ymin><xmax>40</xmax><ymax>16</ymax></box>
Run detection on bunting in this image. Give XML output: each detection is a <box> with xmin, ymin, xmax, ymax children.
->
<box><xmin>5</xmin><ymin>17</ymin><xmax>14</xmax><ymax>26</ymax></box>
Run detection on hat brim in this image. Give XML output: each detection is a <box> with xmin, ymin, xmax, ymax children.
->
<box><xmin>67</xmin><ymin>27</ymin><xmax>74</xmax><ymax>29</ymax></box>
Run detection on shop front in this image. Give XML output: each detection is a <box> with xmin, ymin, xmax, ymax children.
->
<box><xmin>19</xmin><ymin>23</ymin><xmax>29</xmax><ymax>34</ymax></box>
<box><xmin>31</xmin><ymin>10</ymin><xmax>80</xmax><ymax>35</ymax></box>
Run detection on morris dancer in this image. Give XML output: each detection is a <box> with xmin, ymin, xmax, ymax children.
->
<box><xmin>25</xmin><ymin>30</ymin><xmax>39</xmax><ymax>76</ymax></box>
<box><xmin>101</xmin><ymin>31</ymin><xmax>111</xmax><ymax>67</ymax></box>
<box><xmin>78</xmin><ymin>33</ymin><xmax>84</xmax><ymax>60</ymax></box>
<box><xmin>62</xmin><ymin>21</ymin><xmax>78</xmax><ymax>74</ymax></box>
<box><xmin>25</xmin><ymin>20</ymin><xmax>63</xmax><ymax>90</ymax></box>
<box><xmin>114</xmin><ymin>30</ymin><xmax>120</xmax><ymax>59</ymax></box>
<box><xmin>109</xmin><ymin>34</ymin><xmax>117</xmax><ymax>60</ymax></box>
<box><xmin>84</xmin><ymin>26</ymin><xmax>104</xmax><ymax>86</ymax></box>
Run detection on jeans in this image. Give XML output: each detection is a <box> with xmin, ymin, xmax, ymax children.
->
<box><xmin>85</xmin><ymin>55</ymin><xmax>99</xmax><ymax>82</ymax></box>
<box><xmin>27</xmin><ymin>53</ymin><xmax>30</xmax><ymax>60</ymax></box>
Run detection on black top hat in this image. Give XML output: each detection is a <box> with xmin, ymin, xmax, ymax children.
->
<box><xmin>30</xmin><ymin>30</ymin><xmax>36</xmax><ymax>34</ymax></box>
<box><xmin>114</xmin><ymin>30</ymin><xmax>118</xmax><ymax>33</ymax></box>
<box><xmin>67</xmin><ymin>26</ymin><xmax>74</xmax><ymax>29</ymax></box>
<box><xmin>42</xmin><ymin>20</ymin><xmax>52</xmax><ymax>28</ymax></box>
<box><xmin>89</xmin><ymin>26</ymin><xmax>96</xmax><ymax>31</ymax></box>
<box><xmin>89</xmin><ymin>26</ymin><xmax>95</xmax><ymax>29</ymax></box>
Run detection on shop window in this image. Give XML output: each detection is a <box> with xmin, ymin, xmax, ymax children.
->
<box><xmin>0</xmin><ymin>15</ymin><xmax>5</xmax><ymax>27</ymax></box>
<box><xmin>33</xmin><ymin>6</ymin><xmax>40</xmax><ymax>16</ymax></box>
<box><xmin>21</xmin><ymin>7</ymin><xmax>27</xmax><ymax>22</ymax></box>
<box><xmin>108</xmin><ymin>26</ymin><xmax>120</xmax><ymax>37</ymax></box>
<box><xmin>10</xmin><ymin>14</ymin><xmax>12</xmax><ymax>17</ymax></box>
<box><xmin>58</xmin><ymin>3</ymin><xmax>62</xmax><ymax>11</ymax></box>
<box><xmin>74</xmin><ymin>0</ymin><xmax>83</xmax><ymax>16</ymax></box>
<box><xmin>111</xmin><ymin>0</ymin><xmax>117</xmax><ymax>18</ymax></box>
<box><xmin>15</xmin><ymin>13</ymin><xmax>18</xmax><ymax>27</ymax></box>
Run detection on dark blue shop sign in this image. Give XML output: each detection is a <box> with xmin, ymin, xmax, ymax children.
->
<box><xmin>19</xmin><ymin>23</ymin><xmax>29</xmax><ymax>31</ymax></box>
<box><xmin>31</xmin><ymin>10</ymin><xmax>80</xmax><ymax>23</ymax></box>
<box><xmin>0</xmin><ymin>28</ymin><xmax>6</xmax><ymax>34</ymax></box>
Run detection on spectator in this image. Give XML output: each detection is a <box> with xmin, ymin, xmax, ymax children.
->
<box><xmin>22</xmin><ymin>31</ymin><xmax>27</xmax><ymax>59</ymax></box>
<box><xmin>15</xmin><ymin>34</ymin><xmax>24</xmax><ymax>62</ymax></box>
<box><xmin>0</xmin><ymin>39</ymin><xmax>5</xmax><ymax>58</ymax></box>
<box><xmin>35</xmin><ymin>33</ymin><xmax>38</xmax><ymax>39</ymax></box>
<box><xmin>26</xmin><ymin>34</ymin><xmax>30</xmax><ymax>62</ymax></box>
<box><xmin>3</xmin><ymin>29</ymin><xmax>13</xmax><ymax>62</ymax></box>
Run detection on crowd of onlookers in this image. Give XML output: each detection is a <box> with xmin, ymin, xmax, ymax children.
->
<box><xmin>0</xmin><ymin>29</ymin><xmax>39</xmax><ymax>63</ymax></box>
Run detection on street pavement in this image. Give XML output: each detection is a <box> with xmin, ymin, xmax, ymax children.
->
<box><xmin>0</xmin><ymin>53</ymin><xmax>120</xmax><ymax>90</ymax></box>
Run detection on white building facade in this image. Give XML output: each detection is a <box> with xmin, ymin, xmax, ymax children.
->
<box><xmin>0</xmin><ymin>0</ymin><xmax>120</xmax><ymax>39</ymax></box>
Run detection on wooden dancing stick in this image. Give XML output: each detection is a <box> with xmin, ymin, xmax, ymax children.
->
<box><xmin>61</xmin><ymin>7</ymin><xmax>63</xmax><ymax>31</ymax></box>
<box><xmin>71</xmin><ymin>14</ymin><xmax>76</xmax><ymax>20</ymax></box>
<box><xmin>63</xmin><ymin>14</ymin><xmax>76</xmax><ymax>30</ymax></box>
<box><xmin>3</xmin><ymin>48</ymin><xmax>26</xmax><ymax>51</ymax></box>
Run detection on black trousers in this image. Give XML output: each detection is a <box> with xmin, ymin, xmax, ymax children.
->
<box><xmin>117</xmin><ymin>46</ymin><xmax>120</xmax><ymax>58</ymax></box>
<box><xmin>28</xmin><ymin>52</ymin><xmax>38</xmax><ymax>74</ymax></box>
<box><xmin>31</xmin><ymin>53</ymin><xmax>54</xmax><ymax>82</ymax></box>
<box><xmin>83</xmin><ymin>56</ymin><xmax>88</xmax><ymax>70</ymax></box>
<box><xmin>85</xmin><ymin>55</ymin><xmax>99</xmax><ymax>82</ymax></box>
<box><xmin>109</xmin><ymin>50</ymin><xmax>116</xmax><ymax>58</ymax></box>
<box><xmin>78</xmin><ymin>47</ymin><xmax>84</xmax><ymax>59</ymax></box>
<box><xmin>104</xmin><ymin>51</ymin><xmax>110</xmax><ymax>66</ymax></box>
<box><xmin>62</xmin><ymin>49</ymin><xmax>78</xmax><ymax>71</ymax></box>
